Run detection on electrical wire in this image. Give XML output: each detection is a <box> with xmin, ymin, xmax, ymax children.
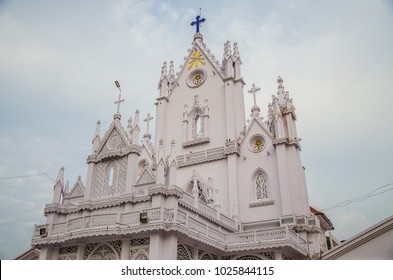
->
<box><xmin>321</xmin><ymin>182</ymin><xmax>393</xmax><ymax>211</ymax></box>
<box><xmin>0</xmin><ymin>173</ymin><xmax>54</xmax><ymax>182</ymax></box>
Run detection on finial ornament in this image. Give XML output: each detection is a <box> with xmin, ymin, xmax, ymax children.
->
<box><xmin>191</xmin><ymin>15</ymin><xmax>206</xmax><ymax>34</ymax></box>
<box><xmin>277</xmin><ymin>75</ymin><xmax>284</xmax><ymax>89</ymax></box>
<box><xmin>56</xmin><ymin>166</ymin><xmax>65</xmax><ymax>185</ymax></box>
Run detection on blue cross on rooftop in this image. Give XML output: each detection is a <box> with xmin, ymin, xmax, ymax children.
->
<box><xmin>191</xmin><ymin>15</ymin><xmax>206</xmax><ymax>33</ymax></box>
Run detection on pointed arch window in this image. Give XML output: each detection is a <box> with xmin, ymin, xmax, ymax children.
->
<box><xmin>195</xmin><ymin>114</ymin><xmax>202</xmax><ymax>138</ymax></box>
<box><xmin>256</xmin><ymin>172</ymin><xmax>268</xmax><ymax>200</ymax></box>
<box><xmin>192</xmin><ymin>110</ymin><xmax>204</xmax><ymax>140</ymax></box>
<box><xmin>105</xmin><ymin>161</ymin><xmax>118</xmax><ymax>194</ymax></box>
<box><xmin>249</xmin><ymin>169</ymin><xmax>274</xmax><ymax>207</ymax></box>
<box><xmin>182</xmin><ymin>96</ymin><xmax>210</xmax><ymax>147</ymax></box>
<box><xmin>108</xmin><ymin>167</ymin><xmax>114</xmax><ymax>187</ymax></box>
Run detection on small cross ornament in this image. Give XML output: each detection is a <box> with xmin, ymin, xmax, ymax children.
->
<box><xmin>248</xmin><ymin>83</ymin><xmax>261</xmax><ymax>107</ymax></box>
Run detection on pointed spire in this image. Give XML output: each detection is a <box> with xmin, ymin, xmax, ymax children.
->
<box><xmin>56</xmin><ymin>166</ymin><xmax>65</xmax><ymax>186</ymax></box>
<box><xmin>160</xmin><ymin>62</ymin><xmax>168</xmax><ymax>80</ymax></box>
<box><xmin>222</xmin><ymin>41</ymin><xmax>235</xmax><ymax>77</ymax></box>
<box><xmin>168</xmin><ymin>61</ymin><xmax>175</xmax><ymax>81</ymax></box>
<box><xmin>224</xmin><ymin>41</ymin><xmax>232</xmax><ymax>60</ymax></box>
<box><xmin>52</xmin><ymin>166</ymin><xmax>64</xmax><ymax>203</ymax></box>
<box><xmin>268</xmin><ymin>103</ymin><xmax>273</xmax><ymax>121</ymax></box>
<box><xmin>131</xmin><ymin>109</ymin><xmax>140</xmax><ymax>144</ymax></box>
<box><xmin>92</xmin><ymin>120</ymin><xmax>101</xmax><ymax>152</ymax></box>
<box><xmin>277</xmin><ymin>75</ymin><xmax>284</xmax><ymax>90</ymax></box>
<box><xmin>92</xmin><ymin>120</ymin><xmax>101</xmax><ymax>141</ymax></box>
<box><xmin>233</xmin><ymin>42</ymin><xmax>240</xmax><ymax>60</ymax></box>
<box><xmin>277</xmin><ymin>75</ymin><xmax>286</xmax><ymax>104</ymax></box>
<box><xmin>272</xmin><ymin>95</ymin><xmax>282</xmax><ymax>120</ymax></box>
<box><xmin>126</xmin><ymin>116</ymin><xmax>133</xmax><ymax>143</ymax></box>
<box><xmin>133</xmin><ymin>109</ymin><xmax>140</xmax><ymax>128</ymax></box>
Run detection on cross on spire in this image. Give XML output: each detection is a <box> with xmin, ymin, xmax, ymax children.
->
<box><xmin>113</xmin><ymin>80</ymin><xmax>124</xmax><ymax>116</ymax></box>
<box><xmin>191</xmin><ymin>15</ymin><xmax>206</xmax><ymax>33</ymax></box>
<box><xmin>248</xmin><ymin>83</ymin><xmax>261</xmax><ymax>107</ymax></box>
<box><xmin>144</xmin><ymin>113</ymin><xmax>153</xmax><ymax>133</ymax></box>
<box><xmin>114</xmin><ymin>94</ymin><xmax>125</xmax><ymax>114</ymax></box>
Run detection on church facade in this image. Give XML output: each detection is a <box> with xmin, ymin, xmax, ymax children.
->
<box><xmin>30</xmin><ymin>19</ymin><xmax>333</xmax><ymax>260</ymax></box>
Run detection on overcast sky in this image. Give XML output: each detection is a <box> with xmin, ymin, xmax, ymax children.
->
<box><xmin>1</xmin><ymin>0</ymin><xmax>393</xmax><ymax>259</ymax></box>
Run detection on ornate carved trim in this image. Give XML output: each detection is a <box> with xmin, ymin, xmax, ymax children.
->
<box><xmin>249</xmin><ymin>200</ymin><xmax>275</xmax><ymax>208</ymax></box>
<box><xmin>272</xmin><ymin>137</ymin><xmax>301</xmax><ymax>150</ymax></box>
<box><xmin>87</xmin><ymin>145</ymin><xmax>141</xmax><ymax>163</ymax></box>
<box><xmin>44</xmin><ymin>194</ymin><xmax>151</xmax><ymax>215</ymax></box>
<box><xmin>224</xmin><ymin>140</ymin><xmax>240</xmax><ymax>155</ymax></box>
<box><xmin>182</xmin><ymin>137</ymin><xmax>210</xmax><ymax>147</ymax></box>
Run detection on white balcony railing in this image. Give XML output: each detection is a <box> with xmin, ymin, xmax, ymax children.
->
<box><xmin>33</xmin><ymin>207</ymin><xmax>307</xmax><ymax>255</ymax></box>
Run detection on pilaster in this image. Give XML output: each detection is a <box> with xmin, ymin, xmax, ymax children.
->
<box><xmin>125</xmin><ymin>152</ymin><xmax>138</xmax><ymax>193</ymax></box>
<box><xmin>275</xmin><ymin>144</ymin><xmax>293</xmax><ymax>216</ymax></box>
<box><xmin>83</xmin><ymin>162</ymin><xmax>94</xmax><ymax>200</ymax></box>
<box><xmin>121</xmin><ymin>239</ymin><xmax>130</xmax><ymax>259</ymax></box>
<box><xmin>149</xmin><ymin>232</ymin><xmax>177</xmax><ymax>259</ymax></box>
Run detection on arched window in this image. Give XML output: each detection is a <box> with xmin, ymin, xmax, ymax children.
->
<box><xmin>192</xmin><ymin>109</ymin><xmax>204</xmax><ymax>139</ymax></box>
<box><xmin>256</xmin><ymin>172</ymin><xmax>268</xmax><ymax>200</ymax></box>
<box><xmin>105</xmin><ymin>161</ymin><xmax>117</xmax><ymax>194</ymax></box>
<box><xmin>108</xmin><ymin>167</ymin><xmax>114</xmax><ymax>187</ymax></box>
<box><xmin>195</xmin><ymin>114</ymin><xmax>202</xmax><ymax>137</ymax></box>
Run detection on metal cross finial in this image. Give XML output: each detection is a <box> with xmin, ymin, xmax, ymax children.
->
<box><xmin>144</xmin><ymin>113</ymin><xmax>154</xmax><ymax>133</ymax></box>
<box><xmin>191</xmin><ymin>15</ymin><xmax>206</xmax><ymax>33</ymax></box>
<box><xmin>114</xmin><ymin>80</ymin><xmax>124</xmax><ymax>114</ymax></box>
<box><xmin>248</xmin><ymin>83</ymin><xmax>261</xmax><ymax>107</ymax></box>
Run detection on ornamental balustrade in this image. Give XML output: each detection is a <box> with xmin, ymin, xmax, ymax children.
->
<box><xmin>52</xmin><ymin>222</ymin><xmax>66</xmax><ymax>235</ymax></box>
<box><xmin>224</xmin><ymin>140</ymin><xmax>239</xmax><ymax>155</ymax></box>
<box><xmin>33</xmin><ymin>208</ymin><xmax>306</xmax><ymax>255</ymax></box>
<box><xmin>176</xmin><ymin>146</ymin><xmax>226</xmax><ymax>167</ymax></box>
<box><xmin>179</xmin><ymin>194</ymin><xmax>236</xmax><ymax>230</ymax></box>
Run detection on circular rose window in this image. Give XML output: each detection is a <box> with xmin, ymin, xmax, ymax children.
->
<box><xmin>248</xmin><ymin>135</ymin><xmax>266</xmax><ymax>153</ymax></box>
<box><xmin>186</xmin><ymin>69</ymin><xmax>207</xmax><ymax>88</ymax></box>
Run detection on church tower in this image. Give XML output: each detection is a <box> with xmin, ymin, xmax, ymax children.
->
<box><xmin>31</xmin><ymin>16</ymin><xmax>333</xmax><ymax>260</ymax></box>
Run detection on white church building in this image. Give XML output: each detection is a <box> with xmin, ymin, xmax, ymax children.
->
<box><xmin>30</xmin><ymin>16</ymin><xmax>334</xmax><ymax>260</ymax></box>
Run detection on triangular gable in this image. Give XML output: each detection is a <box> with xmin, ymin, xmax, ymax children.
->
<box><xmin>64</xmin><ymin>176</ymin><xmax>85</xmax><ymax>199</ymax></box>
<box><xmin>240</xmin><ymin>117</ymin><xmax>274</xmax><ymax>150</ymax></box>
<box><xmin>245</xmin><ymin>117</ymin><xmax>274</xmax><ymax>140</ymax></box>
<box><xmin>170</xmin><ymin>38</ymin><xmax>225</xmax><ymax>98</ymax></box>
<box><xmin>140</xmin><ymin>141</ymin><xmax>154</xmax><ymax>159</ymax></box>
<box><xmin>96</xmin><ymin>120</ymin><xmax>130</xmax><ymax>156</ymax></box>
<box><xmin>169</xmin><ymin>157</ymin><xmax>178</xmax><ymax>169</ymax></box>
<box><xmin>135</xmin><ymin>167</ymin><xmax>156</xmax><ymax>185</ymax></box>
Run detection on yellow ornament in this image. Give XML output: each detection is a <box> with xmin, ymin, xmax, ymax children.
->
<box><xmin>188</xmin><ymin>50</ymin><xmax>205</xmax><ymax>70</ymax></box>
